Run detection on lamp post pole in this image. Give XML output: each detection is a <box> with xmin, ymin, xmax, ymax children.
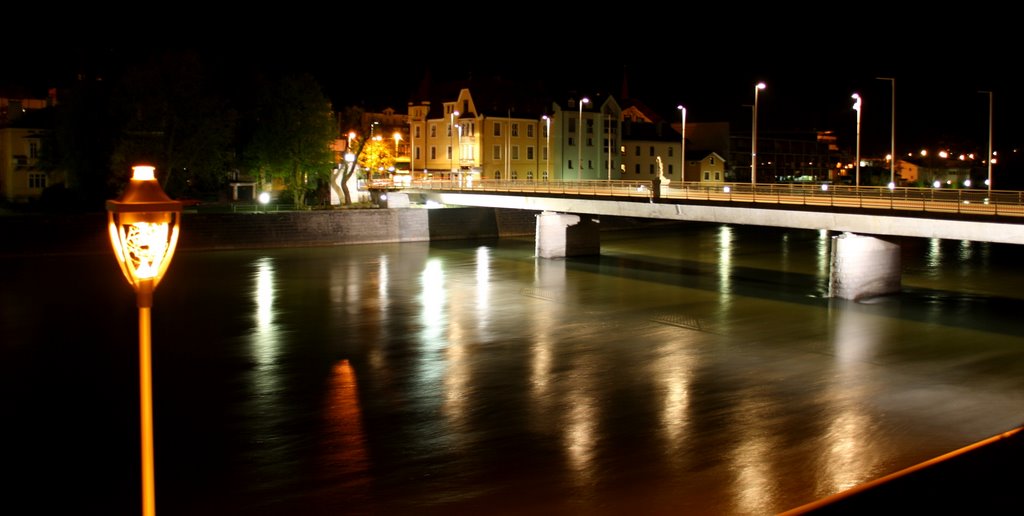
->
<box><xmin>578</xmin><ymin>97</ymin><xmax>589</xmax><ymax>181</ymax></box>
<box><xmin>543</xmin><ymin>115</ymin><xmax>550</xmax><ymax>180</ymax></box>
<box><xmin>877</xmin><ymin>77</ymin><xmax>895</xmax><ymax>187</ymax></box>
<box><xmin>450</xmin><ymin>110</ymin><xmax>459</xmax><ymax>179</ymax></box>
<box><xmin>980</xmin><ymin>90</ymin><xmax>993</xmax><ymax>193</ymax></box>
<box><xmin>752</xmin><ymin>82</ymin><xmax>766</xmax><ymax>186</ymax></box>
<box><xmin>852</xmin><ymin>93</ymin><xmax>862</xmax><ymax>187</ymax></box>
<box><xmin>107</xmin><ymin>165</ymin><xmax>183</xmax><ymax>516</ymax></box>
<box><xmin>677</xmin><ymin>105</ymin><xmax>686</xmax><ymax>181</ymax></box>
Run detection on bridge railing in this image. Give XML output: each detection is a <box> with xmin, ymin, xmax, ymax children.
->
<box><xmin>401</xmin><ymin>179</ymin><xmax>1024</xmax><ymax>218</ymax></box>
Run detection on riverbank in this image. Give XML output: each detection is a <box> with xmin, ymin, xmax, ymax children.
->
<box><xmin>0</xmin><ymin>206</ymin><xmax>686</xmax><ymax>255</ymax></box>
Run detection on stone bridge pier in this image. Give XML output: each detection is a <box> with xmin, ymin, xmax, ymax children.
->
<box><xmin>535</xmin><ymin>211</ymin><xmax>601</xmax><ymax>259</ymax></box>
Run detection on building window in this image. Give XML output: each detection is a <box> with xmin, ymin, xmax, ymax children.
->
<box><xmin>586</xmin><ymin>119</ymin><xmax>593</xmax><ymax>133</ymax></box>
<box><xmin>468</xmin><ymin>122</ymin><xmax>475</xmax><ymax>136</ymax></box>
<box><xmin>527</xmin><ymin>171</ymin><xmax>534</xmax><ymax>180</ymax></box>
<box><xmin>493</xmin><ymin>145</ymin><xmax>502</xmax><ymax>160</ymax></box>
<box><xmin>415</xmin><ymin>126</ymin><xmax>421</xmax><ymax>138</ymax></box>
<box><xmin>635</xmin><ymin>146</ymin><xmax>640</xmax><ymax>156</ymax></box>
<box><xmin>542</xmin><ymin>124</ymin><xmax>548</xmax><ymax>137</ymax></box>
<box><xmin>527</xmin><ymin>125</ymin><xmax>534</xmax><ymax>138</ymax></box>
<box><xmin>447</xmin><ymin>146</ymin><xmax>452</xmax><ymax>159</ymax></box>
<box><xmin>569</xmin><ymin>118</ymin><xmax>577</xmax><ymax>133</ymax></box>
<box><xmin>715</xmin><ymin>172</ymin><xmax>721</xmax><ymax>180</ymax></box>
<box><xmin>511</xmin><ymin>170</ymin><xmax>518</xmax><ymax>180</ymax></box>
<box><xmin>710</xmin><ymin>156</ymin><xmax>715</xmax><ymax>165</ymax></box>
<box><xmin>588</xmin><ymin>160</ymin><xmax>593</xmax><ymax>169</ymax></box>
<box><xmin>587</xmin><ymin>138</ymin><xmax>593</xmax><ymax>146</ymax></box>
<box><xmin>415</xmin><ymin>146</ymin><xmax>421</xmax><ymax>159</ymax></box>
<box><xmin>495</xmin><ymin>171</ymin><xmax>502</xmax><ymax>180</ymax></box>
<box><xmin>668</xmin><ymin>164</ymin><xmax>674</xmax><ymax>175</ymax></box>
<box><xmin>511</xmin><ymin>123</ymin><xmax>519</xmax><ymax>137</ymax></box>
<box><xmin>635</xmin><ymin>164</ymin><xmax>640</xmax><ymax>174</ymax></box>
<box><xmin>568</xmin><ymin>160</ymin><xmax>573</xmax><ymax>169</ymax></box>
<box><xmin>494</xmin><ymin>122</ymin><xmax>501</xmax><ymax>137</ymax></box>
<box><xmin>650</xmin><ymin>164</ymin><xmax>655</xmax><ymax>174</ymax></box>
<box><xmin>430</xmin><ymin>146</ymin><xmax>436</xmax><ymax>159</ymax></box>
<box><xmin>430</xmin><ymin>125</ymin><xmax>436</xmax><ymax>138</ymax></box>
<box><xmin>568</xmin><ymin>137</ymin><xmax>575</xmax><ymax>146</ymax></box>
<box><xmin>668</xmin><ymin>147</ymin><xmax>673</xmax><ymax>157</ymax></box>
<box><xmin>447</xmin><ymin>124</ymin><xmax>452</xmax><ymax>137</ymax></box>
<box><xmin>704</xmin><ymin>171</ymin><xmax>710</xmax><ymax>180</ymax></box>
<box><xmin>527</xmin><ymin>146</ymin><xmax>534</xmax><ymax>160</ymax></box>
<box><xmin>511</xmin><ymin>146</ymin><xmax>519</xmax><ymax>160</ymax></box>
<box><xmin>542</xmin><ymin>147</ymin><xmax>548</xmax><ymax>160</ymax></box>
<box><xmin>542</xmin><ymin>171</ymin><xmax>549</xmax><ymax>181</ymax></box>
<box><xmin>28</xmin><ymin>173</ymin><xmax>46</xmax><ymax>189</ymax></box>
<box><xmin>649</xmin><ymin>146</ymin><xmax>655</xmax><ymax>156</ymax></box>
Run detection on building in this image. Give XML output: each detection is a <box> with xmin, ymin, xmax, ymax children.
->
<box><xmin>684</xmin><ymin>150</ymin><xmax>726</xmax><ymax>183</ymax></box>
<box><xmin>729</xmin><ymin>130</ymin><xmax>836</xmax><ymax>183</ymax></box>
<box><xmin>409</xmin><ymin>82</ymin><xmax>552</xmax><ymax>182</ymax></box>
<box><xmin>620</xmin><ymin>120</ymin><xmax>680</xmax><ymax>181</ymax></box>
<box><xmin>549</xmin><ymin>94</ymin><xmax>622</xmax><ymax>181</ymax></box>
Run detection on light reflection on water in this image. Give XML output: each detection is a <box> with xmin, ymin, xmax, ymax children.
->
<box><xmin>8</xmin><ymin>223</ymin><xmax>1024</xmax><ymax>515</ymax></box>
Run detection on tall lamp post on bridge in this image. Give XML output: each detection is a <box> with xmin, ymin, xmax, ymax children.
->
<box><xmin>852</xmin><ymin>93</ymin><xmax>862</xmax><ymax>187</ymax></box>
<box><xmin>752</xmin><ymin>82</ymin><xmax>766</xmax><ymax>186</ymax></box>
<box><xmin>107</xmin><ymin>165</ymin><xmax>183</xmax><ymax>516</ymax></box>
<box><xmin>450</xmin><ymin>110</ymin><xmax>459</xmax><ymax>178</ymax></box>
<box><xmin>877</xmin><ymin>77</ymin><xmax>895</xmax><ymax>188</ymax></box>
<box><xmin>578</xmin><ymin>97</ymin><xmax>589</xmax><ymax>181</ymax></box>
<box><xmin>542</xmin><ymin>115</ymin><xmax>550</xmax><ymax>180</ymax></box>
<box><xmin>677</xmin><ymin>104</ymin><xmax>686</xmax><ymax>181</ymax></box>
<box><xmin>980</xmin><ymin>90</ymin><xmax>993</xmax><ymax>194</ymax></box>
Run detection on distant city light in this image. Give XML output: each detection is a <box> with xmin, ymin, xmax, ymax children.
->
<box><xmin>938</xmin><ymin>150</ymin><xmax>948</xmax><ymax>158</ymax></box>
<box><xmin>964</xmin><ymin>179</ymin><xmax>972</xmax><ymax>187</ymax></box>
<box><xmin>920</xmin><ymin>150</ymin><xmax>928</xmax><ymax>157</ymax></box>
<box><xmin>885</xmin><ymin>154</ymin><xmax>892</xmax><ymax>162</ymax></box>
<box><xmin>959</xmin><ymin>154</ymin><xmax>966</xmax><ymax>161</ymax></box>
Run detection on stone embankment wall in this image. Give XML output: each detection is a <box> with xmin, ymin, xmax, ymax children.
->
<box><xmin>0</xmin><ymin>207</ymin><xmax>678</xmax><ymax>256</ymax></box>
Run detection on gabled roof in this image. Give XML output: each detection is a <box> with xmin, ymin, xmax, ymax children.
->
<box><xmin>409</xmin><ymin>74</ymin><xmax>552</xmax><ymax>120</ymax></box>
<box><xmin>685</xmin><ymin>149</ymin><xmax>726</xmax><ymax>162</ymax></box>
<box><xmin>619</xmin><ymin>97</ymin><xmax>664</xmax><ymax>124</ymax></box>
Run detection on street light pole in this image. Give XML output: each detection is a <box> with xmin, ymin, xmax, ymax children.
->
<box><xmin>450</xmin><ymin>110</ymin><xmax>459</xmax><ymax>178</ymax></box>
<box><xmin>877</xmin><ymin>77</ymin><xmax>895</xmax><ymax>187</ymax></box>
<box><xmin>677</xmin><ymin>105</ymin><xmax>686</xmax><ymax>181</ymax></box>
<box><xmin>578</xmin><ymin>97</ymin><xmax>589</xmax><ymax>181</ymax></box>
<box><xmin>980</xmin><ymin>90</ymin><xmax>993</xmax><ymax>193</ymax></box>
<box><xmin>542</xmin><ymin>115</ymin><xmax>550</xmax><ymax>180</ymax></box>
<box><xmin>752</xmin><ymin>82</ymin><xmax>766</xmax><ymax>186</ymax></box>
<box><xmin>852</xmin><ymin>93</ymin><xmax>862</xmax><ymax>187</ymax></box>
<box><xmin>107</xmin><ymin>165</ymin><xmax>183</xmax><ymax>516</ymax></box>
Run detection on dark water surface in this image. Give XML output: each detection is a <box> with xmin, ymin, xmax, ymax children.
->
<box><xmin>5</xmin><ymin>222</ymin><xmax>1024</xmax><ymax>515</ymax></box>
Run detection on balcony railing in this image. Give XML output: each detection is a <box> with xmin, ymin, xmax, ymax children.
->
<box><xmin>397</xmin><ymin>179</ymin><xmax>1024</xmax><ymax>218</ymax></box>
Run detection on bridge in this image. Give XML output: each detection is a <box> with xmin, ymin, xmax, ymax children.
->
<box><xmin>377</xmin><ymin>179</ymin><xmax>1024</xmax><ymax>301</ymax></box>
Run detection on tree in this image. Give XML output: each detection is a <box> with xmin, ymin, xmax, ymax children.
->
<box><xmin>359</xmin><ymin>136</ymin><xmax>395</xmax><ymax>179</ymax></box>
<box><xmin>247</xmin><ymin>74</ymin><xmax>336</xmax><ymax>209</ymax></box>
<box><xmin>108</xmin><ymin>51</ymin><xmax>237</xmax><ymax>199</ymax></box>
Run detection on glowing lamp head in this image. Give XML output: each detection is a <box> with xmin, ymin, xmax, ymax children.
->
<box><xmin>107</xmin><ymin>165</ymin><xmax>183</xmax><ymax>306</ymax></box>
<box><xmin>756</xmin><ymin>82</ymin><xmax>766</xmax><ymax>91</ymax></box>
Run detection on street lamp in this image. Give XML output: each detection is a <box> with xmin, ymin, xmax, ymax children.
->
<box><xmin>106</xmin><ymin>165</ymin><xmax>183</xmax><ymax>516</ymax></box>
<box><xmin>393</xmin><ymin>131</ymin><xmax>401</xmax><ymax>156</ymax></box>
<box><xmin>980</xmin><ymin>90</ymin><xmax>993</xmax><ymax>194</ymax></box>
<box><xmin>877</xmin><ymin>77</ymin><xmax>895</xmax><ymax>187</ymax></box>
<box><xmin>578</xmin><ymin>97</ymin><xmax>590</xmax><ymax>181</ymax></box>
<box><xmin>852</xmin><ymin>93</ymin><xmax>862</xmax><ymax>187</ymax></box>
<box><xmin>677</xmin><ymin>105</ymin><xmax>686</xmax><ymax>181</ymax></box>
<box><xmin>450</xmin><ymin>110</ymin><xmax>459</xmax><ymax>177</ymax></box>
<box><xmin>752</xmin><ymin>82</ymin><xmax>766</xmax><ymax>186</ymax></box>
<box><xmin>542</xmin><ymin>115</ymin><xmax>550</xmax><ymax>180</ymax></box>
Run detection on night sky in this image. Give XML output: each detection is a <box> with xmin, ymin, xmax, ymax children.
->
<box><xmin>3</xmin><ymin>21</ymin><xmax>1019</xmax><ymax>159</ymax></box>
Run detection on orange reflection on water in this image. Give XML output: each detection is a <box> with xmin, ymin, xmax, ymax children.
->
<box><xmin>322</xmin><ymin>359</ymin><xmax>371</xmax><ymax>490</ymax></box>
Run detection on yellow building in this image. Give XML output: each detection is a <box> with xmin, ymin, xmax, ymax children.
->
<box><xmin>409</xmin><ymin>87</ymin><xmax>549</xmax><ymax>181</ymax></box>
<box><xmin>685</xmin><ymin>150</ymin><xmax>726</xmax><ymax>184</ymax></box>
<box><xmin>0</xmin><ymin>126</ymin><xmax>52</xmax><ymax>202</ymax></box>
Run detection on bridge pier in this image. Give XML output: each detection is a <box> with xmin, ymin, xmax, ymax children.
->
<box><xmin>828</xmin><ymin>232</ymin><xmax>901</xmax><ymax>300</ymax></box>
<box><xmin>535</xmin><ymin>211</ymin><xmax>601</xmax><ymax>258</ymax></box>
